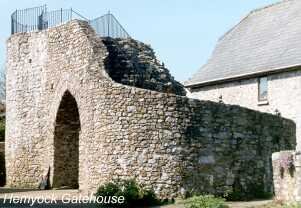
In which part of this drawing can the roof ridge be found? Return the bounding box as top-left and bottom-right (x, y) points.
(218, 14), (249, 42)
(250, 0), (293, 14)
(218, 0), (293, 42)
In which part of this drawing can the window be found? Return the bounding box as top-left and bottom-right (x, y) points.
(258, 77), (268, 102)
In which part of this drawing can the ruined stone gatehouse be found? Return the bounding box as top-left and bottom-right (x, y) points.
(5, 19), (296, 198)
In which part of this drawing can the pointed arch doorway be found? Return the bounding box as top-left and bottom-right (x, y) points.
(53, 90), (80, 189)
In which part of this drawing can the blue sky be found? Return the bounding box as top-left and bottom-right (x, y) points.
(1, 0), (278, 81)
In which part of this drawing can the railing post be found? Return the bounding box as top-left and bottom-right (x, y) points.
(15, 10), (18, 34)
(11, 15), (13, 34)
(107, 11), (110, 37)
(61, 8), (63, 23)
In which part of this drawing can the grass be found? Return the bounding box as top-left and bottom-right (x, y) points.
(179, 195), (229, 208)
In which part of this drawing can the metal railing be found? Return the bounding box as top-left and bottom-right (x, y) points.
(89, 13), (130, 38)
(11, 5), (47, 34)
(11, 5), (130, 38)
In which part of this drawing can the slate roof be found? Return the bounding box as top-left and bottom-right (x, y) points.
(185, 0), (301, 87)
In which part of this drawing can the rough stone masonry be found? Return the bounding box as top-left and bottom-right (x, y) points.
(5, 20), (296, 199)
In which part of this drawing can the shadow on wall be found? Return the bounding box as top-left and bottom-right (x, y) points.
(176, 99), (295, 200)
(102, 37), (186, 96)
(0, 142), (5, 186)
(53, 91), (80, 189)
(0, 114), (5, 186)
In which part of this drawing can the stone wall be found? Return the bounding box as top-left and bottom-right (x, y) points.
(187, 70), (301, 151)
(102, 38), (186, 96)
(5, 20), (296, 199)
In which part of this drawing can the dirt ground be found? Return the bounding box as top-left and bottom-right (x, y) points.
(153, 200), (272, 208)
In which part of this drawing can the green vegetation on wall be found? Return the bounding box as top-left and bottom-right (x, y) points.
(0, 117), (4, 142)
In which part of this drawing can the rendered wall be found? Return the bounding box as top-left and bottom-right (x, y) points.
(188, 71), (301, 151)
(5, 20), (296, 199)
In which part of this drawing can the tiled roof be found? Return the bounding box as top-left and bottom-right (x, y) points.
(185, 0), (301, 87)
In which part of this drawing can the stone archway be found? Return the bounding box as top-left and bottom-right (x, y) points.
(53, 90), (80, 189)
